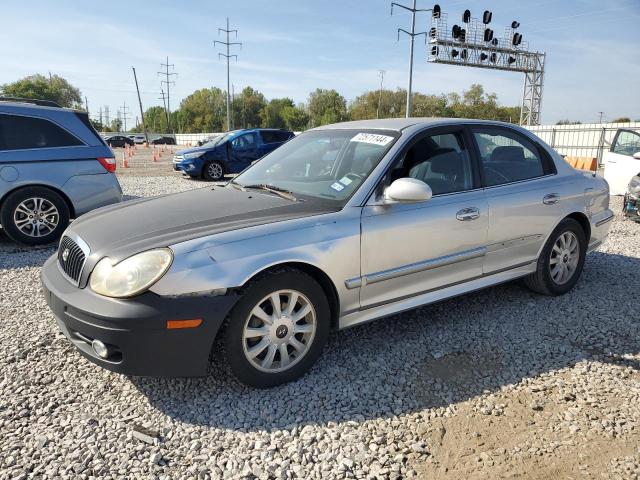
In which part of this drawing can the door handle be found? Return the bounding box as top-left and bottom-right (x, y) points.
(456, 207), (480, 221)
(543, 193), (560, 205)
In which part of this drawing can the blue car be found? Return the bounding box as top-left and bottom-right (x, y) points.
(173, 128), (294, 181)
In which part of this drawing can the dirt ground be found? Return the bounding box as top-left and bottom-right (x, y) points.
(110, 144), (182, 176)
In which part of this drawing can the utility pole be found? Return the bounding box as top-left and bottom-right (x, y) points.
(158, 57), (177, 134)
(120, 101), (130, 132)
(132, 67), (149, 144)
(392, 1), (430, 117)
(98, 107), (103, 131)
(377, 70), (386, 119)
(215, 17), (242, 132)
(85, 96), (89, 115)
(598, 111), (605, 123)
(159, 89), (170, 133)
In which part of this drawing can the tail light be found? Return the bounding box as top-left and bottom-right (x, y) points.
(97, 157), (116, 173)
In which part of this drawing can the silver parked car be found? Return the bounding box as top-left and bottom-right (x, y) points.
(41, 118), (613, 387)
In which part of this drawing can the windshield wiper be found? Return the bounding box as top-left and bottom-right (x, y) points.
(241, 184), (297, 201)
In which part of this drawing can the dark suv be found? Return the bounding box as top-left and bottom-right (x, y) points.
(0, 98), (122, 245)
(173, 128), (294, 181)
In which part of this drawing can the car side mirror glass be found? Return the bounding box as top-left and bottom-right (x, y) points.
(633, 151), (640, 160)
(384, 177), (432, 203)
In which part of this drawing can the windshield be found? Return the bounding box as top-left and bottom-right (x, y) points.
(203, 131), (240, 147)
(232, 129), (399, 202)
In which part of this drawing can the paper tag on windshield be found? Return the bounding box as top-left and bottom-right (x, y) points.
(330, 182), (345, 192)
(350, 133), (394, 146)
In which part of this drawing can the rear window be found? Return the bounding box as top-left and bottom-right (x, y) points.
(74, 112), (107, 145)
(0, 114), (84, 151)
(261, 130), (292, 144)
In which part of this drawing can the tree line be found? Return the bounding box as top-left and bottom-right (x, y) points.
(4, 73), (636, 133)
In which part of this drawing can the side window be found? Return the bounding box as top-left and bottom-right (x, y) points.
(612, 131), (640, 156)
(471, 128), (546, 187)
(260, 131), (277, 144)
(391, 131), (474, 195)
(233, 133), (257, 150)
(0, 114), (83, 151)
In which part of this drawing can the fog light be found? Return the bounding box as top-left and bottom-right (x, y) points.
(91, 340), (109, 359)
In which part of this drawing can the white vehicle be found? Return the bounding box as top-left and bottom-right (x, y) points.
(603, 129), (640, 195)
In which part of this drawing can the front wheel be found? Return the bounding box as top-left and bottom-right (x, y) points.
(203, 161), (225, 181)
(0, 187), (70, 245)
(524, 218), (587, 296)
(223, 270), (330, 388)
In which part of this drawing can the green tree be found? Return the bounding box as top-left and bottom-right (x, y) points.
(261, 97), (295, 128)
(1, 74), (82, 108)
(556, 119), (582, 125)
(179, 87), (227, 132)
(308, 89), (348, 127)
(281, 103), (309, 131)
(610, 117), (631, 123)
(232, 87), (267, 129)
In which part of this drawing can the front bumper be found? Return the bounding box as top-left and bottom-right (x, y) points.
(41, 255), (239, 377)
(173, 157), (202, 176)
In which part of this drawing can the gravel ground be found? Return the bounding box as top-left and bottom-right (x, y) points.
(0, 176), (638, 479)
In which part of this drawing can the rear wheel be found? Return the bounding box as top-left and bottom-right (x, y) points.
(524, 218), (586, 295)
(203, 161), (224, 181)
(0, 187), (70, 245)
(223, 270), (330, 388)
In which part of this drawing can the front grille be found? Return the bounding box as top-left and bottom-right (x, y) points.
(58, 236), (87, 284)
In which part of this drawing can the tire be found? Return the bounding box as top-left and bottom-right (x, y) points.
(524, 218), (587, 296)
(223, 269), (330, 388)
(203, 161), (225, 181)
(0, 186), (70, 245)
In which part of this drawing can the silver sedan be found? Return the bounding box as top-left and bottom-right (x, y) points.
(41, 118), (613, 387)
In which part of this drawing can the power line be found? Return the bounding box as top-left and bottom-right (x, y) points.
(391, 1), (432, 117)
(215, 17), (242, 131)
(158, 57), (177, 134)
(377, 70), (385, 119)
(120, 101), (130, 132)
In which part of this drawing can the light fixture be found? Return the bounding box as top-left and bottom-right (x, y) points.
(511, 21), (520, 29)
(508, 56), (516, 64)
(463, 9), (471, 23)
(480, 52), (488, 61)
(451, 49), (459, 58)
(431, 45), (439, 55)
(483, 10), (492, 24)
(512, 33), (522, 46)
(484, 28), (493, 42)
(429, 27), (437, 38)
(461, 49), (468, 60)
(490, 52), (497, 63)
(433, 4), (441, 18)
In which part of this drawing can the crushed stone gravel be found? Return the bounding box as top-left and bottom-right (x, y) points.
(0, 175), (638, 479)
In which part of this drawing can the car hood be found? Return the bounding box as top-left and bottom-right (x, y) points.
(176, 145), (221, 156)
(66, 186), (340, 263)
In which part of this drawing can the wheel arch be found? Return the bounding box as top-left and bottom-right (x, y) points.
(565, 211), (591, 242)
(0, 183), (75, 218)
(240, 261), (341, 330)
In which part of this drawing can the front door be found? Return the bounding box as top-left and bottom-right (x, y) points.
(229, 132), (258, 171)
(360, 128), (488, 309)
(603, 129), (640, 195)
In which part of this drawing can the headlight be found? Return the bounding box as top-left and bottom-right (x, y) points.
(90, 249), (173, 298)
(183, 152), (203, 160)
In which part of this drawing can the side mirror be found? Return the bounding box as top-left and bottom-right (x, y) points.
(384, 177), (432, 203)
(633, 152), (640, 160)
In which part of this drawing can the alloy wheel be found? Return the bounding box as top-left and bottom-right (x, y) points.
(242, 289), (317, 373)
(549, 231), (580, 285)
(208, 162), (223, 180)
(13, 197), (59, 238)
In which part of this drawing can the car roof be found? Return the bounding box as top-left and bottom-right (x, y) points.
(312, 117), (517, 132)
(0, 100), (80, 114)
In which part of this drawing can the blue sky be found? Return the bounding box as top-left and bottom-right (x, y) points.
(1, 0), (639, 124)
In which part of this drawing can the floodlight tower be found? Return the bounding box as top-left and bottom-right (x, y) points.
(427, 5), (546, 125)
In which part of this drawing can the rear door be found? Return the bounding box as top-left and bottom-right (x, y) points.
(359, 126), (488, 308)
(259, 130), (291, 157)
(469, 125), (563, 274)
(603, 129), (640, 195)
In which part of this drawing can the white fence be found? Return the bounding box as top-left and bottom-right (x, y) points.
(524, 122), (640, 165)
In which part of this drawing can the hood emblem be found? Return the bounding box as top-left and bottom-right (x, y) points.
(62, 248), (70, 262)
